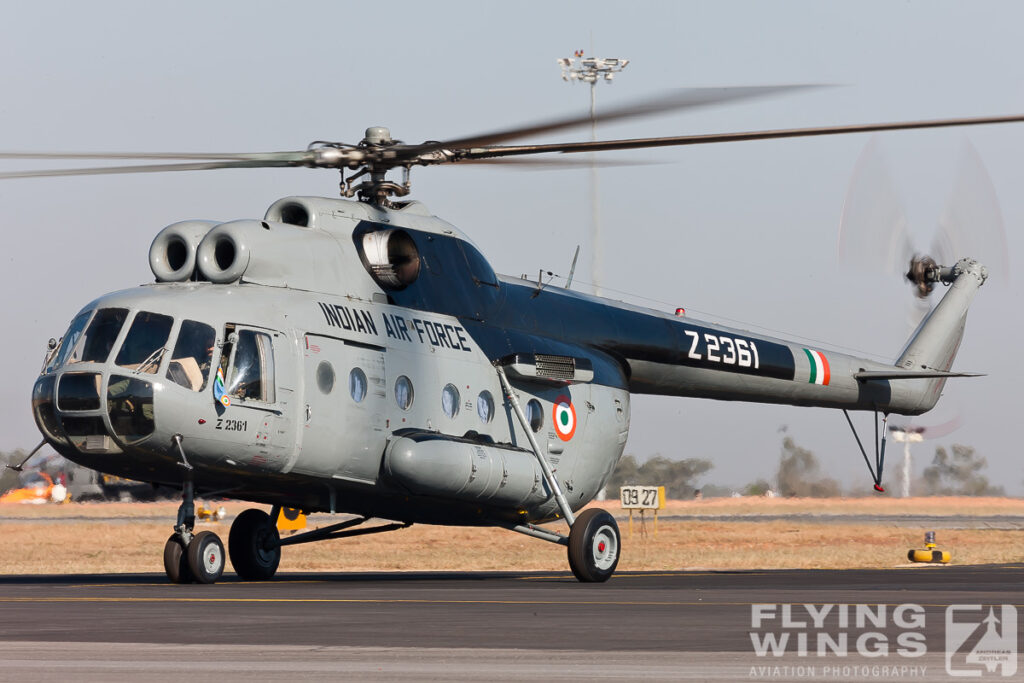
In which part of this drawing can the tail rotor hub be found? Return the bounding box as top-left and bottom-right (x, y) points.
(906, 255), (938, 298)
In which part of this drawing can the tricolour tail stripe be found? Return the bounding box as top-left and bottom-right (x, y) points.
(803, 348), (831, 386)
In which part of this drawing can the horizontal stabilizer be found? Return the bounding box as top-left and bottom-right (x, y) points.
(853, 370), (983, 381)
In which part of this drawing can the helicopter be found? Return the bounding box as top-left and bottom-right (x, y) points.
(7, 86), (1022, 583)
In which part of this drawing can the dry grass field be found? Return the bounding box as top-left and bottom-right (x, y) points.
(1, 497), (1022, 575)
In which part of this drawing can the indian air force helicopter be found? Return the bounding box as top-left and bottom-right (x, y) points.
(7, 87), (1022, 583)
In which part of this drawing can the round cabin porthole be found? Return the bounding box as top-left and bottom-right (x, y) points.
(476, 390), (494, 424)
(349, 367), (367, 403)
(395, 375), (414, 411)
(442, 383), (460, 419)
(317, 361), (335, 394)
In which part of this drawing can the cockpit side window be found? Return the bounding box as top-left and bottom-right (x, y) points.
(223, 329), (275, 403)
(166, 320), (216, 391)
(71, 308), (129, 365)
(115, 311), (174, 374)
(48, 310), (92, 372)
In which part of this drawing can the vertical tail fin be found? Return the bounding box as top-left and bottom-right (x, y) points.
(895, 258), (987, 412)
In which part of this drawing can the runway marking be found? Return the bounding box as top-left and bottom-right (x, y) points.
(516, 572), (772, 580)
(2, 597), (1021, 608)
(71, 580), (327, 589)
(0, 597), (711, 606)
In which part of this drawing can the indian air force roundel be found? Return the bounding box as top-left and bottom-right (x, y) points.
(553, 395), (577, 441)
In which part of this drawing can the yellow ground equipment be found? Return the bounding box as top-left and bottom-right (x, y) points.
(196, 504), (226, 522)
(277, 507), (307, 532)
(908, 531), (950, 564)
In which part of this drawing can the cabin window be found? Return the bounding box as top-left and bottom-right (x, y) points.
(349, 367), (367, 403)
(317, 361), (335, 395)
(526, 399), (544, 432)
(223, 330), (275, 403)
(395, 375), (414, 411)
(115, 311), (174, 373)
(166, 320), (216, 391)
(441, 383), (460, 419)
(476, 390), (494, 424)
(69, 308), (129, 365)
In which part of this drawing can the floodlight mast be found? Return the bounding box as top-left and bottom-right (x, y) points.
(558, 53), (629, 296)
(889, 426), (925, 497)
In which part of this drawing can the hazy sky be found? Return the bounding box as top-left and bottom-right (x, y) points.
(3, 1), (1023, 494)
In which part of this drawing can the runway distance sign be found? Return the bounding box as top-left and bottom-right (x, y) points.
(619, 485), (665, 510)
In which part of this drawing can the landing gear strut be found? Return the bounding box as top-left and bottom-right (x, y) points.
(495, 365), (622, 582)
(162, 436), (226, 584)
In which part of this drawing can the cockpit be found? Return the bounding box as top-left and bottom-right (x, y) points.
(33, 305), (275, 456)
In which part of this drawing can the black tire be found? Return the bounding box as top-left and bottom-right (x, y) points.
(567, 509), (620, 582)
(229, 508), (281, 581)
(163, 534), (194, 584)
(187, 530), (226, 584)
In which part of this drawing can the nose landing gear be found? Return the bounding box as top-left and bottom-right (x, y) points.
(162, 533), (194, 584)
(188, 531), (226, 583)
(162, 436), (226, 584)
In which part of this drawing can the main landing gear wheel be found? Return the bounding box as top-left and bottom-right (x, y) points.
(567, 508), (621, 582)
(229, 508), (281, 581)
(163, 534), (194, 584)
(187, 530), (226, 584)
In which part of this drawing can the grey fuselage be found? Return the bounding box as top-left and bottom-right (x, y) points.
(32, 196), (983, 526)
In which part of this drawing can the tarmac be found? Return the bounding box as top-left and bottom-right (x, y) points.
(1, 565), (1022, 681)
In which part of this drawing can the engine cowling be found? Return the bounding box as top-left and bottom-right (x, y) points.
(149, 220), (218, 282)
(195, 219), (353, 292)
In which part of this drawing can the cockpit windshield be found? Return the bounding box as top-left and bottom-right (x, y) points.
(47, 310), (92, 372)
(45, 309), (221, 390)
(115, 311), (173, 373)
(69, 308), (129, 366)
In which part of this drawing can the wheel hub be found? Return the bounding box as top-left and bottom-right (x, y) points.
(592, 524), (618, 571)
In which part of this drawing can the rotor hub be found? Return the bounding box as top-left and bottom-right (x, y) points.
(362, 127), (394, 146)
(906, 255), (938, 298)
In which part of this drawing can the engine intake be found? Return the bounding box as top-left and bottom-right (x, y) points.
(149, 220), (218, 282)
(197, 221), (253, 283)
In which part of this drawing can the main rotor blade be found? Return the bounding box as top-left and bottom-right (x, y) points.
(458, 114), (1024, 159)
(409, 85), (818, 156)
(0, 151), (308, 161)
(447, 156), (660, 169)
(0, 158), (304, 179)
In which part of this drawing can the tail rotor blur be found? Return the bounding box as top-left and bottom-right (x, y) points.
(838, 136), (1008, 317)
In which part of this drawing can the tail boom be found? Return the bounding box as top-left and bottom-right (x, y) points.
(621, 258), (986, 416)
